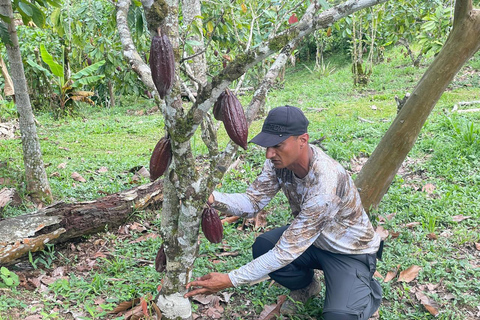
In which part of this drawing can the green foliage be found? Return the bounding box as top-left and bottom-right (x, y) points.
(0, 267), (19, 289)
(26, 44), (105, 117)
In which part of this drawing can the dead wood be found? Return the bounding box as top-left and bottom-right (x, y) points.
(0, 179), (164, 265)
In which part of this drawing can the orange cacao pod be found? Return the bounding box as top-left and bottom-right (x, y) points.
(222, 89), (248, 150)
(155, 244), (167, 272)
(150, 34), (175, 99)
(201, 205), (223, 244)
(149, 136), (172, 181)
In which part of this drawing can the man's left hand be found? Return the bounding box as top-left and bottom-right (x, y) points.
(184, 272), (233, 298)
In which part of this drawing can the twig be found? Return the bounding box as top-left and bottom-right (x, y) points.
(452, 101), (480, 113)
(456, 108), (480, 113)
(307, 107), (327, 112)
(180, 10), (226, 63)
(358, 116), (374, 123)
(180, 65), (204, 86)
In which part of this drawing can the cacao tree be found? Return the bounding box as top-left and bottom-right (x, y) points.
(117, 0), (390, 318)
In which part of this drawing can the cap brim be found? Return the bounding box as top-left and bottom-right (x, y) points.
(249, 131), (289, 147)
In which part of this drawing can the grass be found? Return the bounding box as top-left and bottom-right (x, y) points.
(0, 46), (480, 319)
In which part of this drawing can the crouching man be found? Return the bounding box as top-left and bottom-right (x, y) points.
(185, 106), (382, 319)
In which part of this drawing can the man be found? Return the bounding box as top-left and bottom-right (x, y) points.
(185, 105), (382, 319)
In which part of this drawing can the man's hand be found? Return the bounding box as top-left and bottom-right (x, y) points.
(184, 272), (233, 298)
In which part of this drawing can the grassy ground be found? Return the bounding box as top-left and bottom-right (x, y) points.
(0, 47), (479, 319)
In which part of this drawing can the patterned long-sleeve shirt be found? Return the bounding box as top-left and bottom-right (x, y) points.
(212, 145), (381, 287)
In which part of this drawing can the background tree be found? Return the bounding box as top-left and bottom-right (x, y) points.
(355, 0), (480, 211)
(0, 0), (60, 204)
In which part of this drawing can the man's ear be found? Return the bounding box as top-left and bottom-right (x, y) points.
(299, 133), (309, 146)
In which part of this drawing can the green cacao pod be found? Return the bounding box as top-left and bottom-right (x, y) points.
(155, 244), (167, 272)
(201, 204), (223, 244)
(149, 136), (172, 181)
(150, 34), (175, 99)
(219, 89), (248, 150)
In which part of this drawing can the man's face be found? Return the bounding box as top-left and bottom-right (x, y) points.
(265, 135), (303, 169)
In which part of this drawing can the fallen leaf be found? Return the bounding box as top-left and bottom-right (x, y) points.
(427, 233), (437, 240)
(24, 316), (42, 320)
(390, 231), (400, 239)
(398, 265), (422, 283)
(375, 225), (389, 240)
(384, 270), (397, 283)
(452, 215), (471, 222)
(254, 210), (268, 229)
(57, 162), (67, 169)
(386, 212), (397, 220)
(405, 222), (421, 228)
(71, 172), (86, 182)
(109, 298), (140, 313)
(422, 183), (436, 194)
(475, 243), (480, 251)
(374, 270), (384, 280)
(97, 166), (108, 173)
(50, 172), (60, 177)
(371, 105), (378, 110)
(129, 233), (159, 244)
(415, 291), (440, 317)
(258, 295), (286, 320)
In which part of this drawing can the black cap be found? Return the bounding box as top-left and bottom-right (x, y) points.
(250, 105), (309, 147)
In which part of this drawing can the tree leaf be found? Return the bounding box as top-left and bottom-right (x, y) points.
(40, 44), (63, 78)
(71, 75), (105, 88)
(0, 23), (12, 46)
(71, 60), (105, 80)
(18, 2), (33, 17)
(397, 265), (421, 283)
(30, 3), (45, 27)
(26, 59), (52, 77)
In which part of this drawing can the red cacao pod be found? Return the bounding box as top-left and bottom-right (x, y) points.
(155, 244), (167, 272)
(212, 90), (227, 121)
(150, 34), (175, 99)
(201, 205), (223, 244)
(222, 89), (248, 150)
(149, 136), (172, 181)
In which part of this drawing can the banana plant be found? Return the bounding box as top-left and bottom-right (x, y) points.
(27, 44), (105, 116)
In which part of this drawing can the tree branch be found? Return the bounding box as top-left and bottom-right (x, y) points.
(116, 0), (157, 94)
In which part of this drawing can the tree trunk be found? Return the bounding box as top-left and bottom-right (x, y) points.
(355, 0), (480, 212)
(0, 0), (53, 204)
(0, 179), (164, 265)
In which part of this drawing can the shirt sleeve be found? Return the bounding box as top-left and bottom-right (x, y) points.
(228, 192), (341, 287)
(211, 161), (281, 218)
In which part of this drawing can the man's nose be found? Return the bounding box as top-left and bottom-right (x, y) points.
(266, 147), (275, 159)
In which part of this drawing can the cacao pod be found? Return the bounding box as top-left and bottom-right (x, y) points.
(201, 204), (223, 244)
(212, 90), (227, 121)
(149, 136), (172, 181)
(150, 34), (175, 99)
(221, 89), (248, 150)
(155, 244), (167, 272)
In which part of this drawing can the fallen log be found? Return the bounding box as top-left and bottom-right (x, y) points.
(0, 179), (164, 265)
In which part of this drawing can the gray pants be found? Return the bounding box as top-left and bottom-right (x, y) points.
(252, 226), (382, 320)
